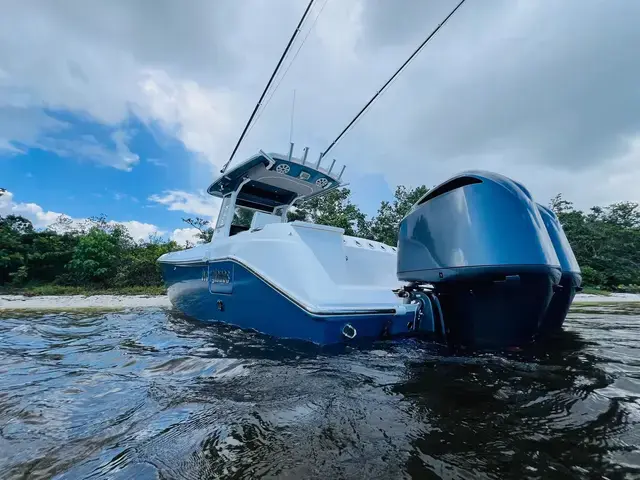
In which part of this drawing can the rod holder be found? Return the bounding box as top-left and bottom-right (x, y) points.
(315, 152), (323, 169)
(338, 165), (346, 180)
(328, 159), (336, 174)
(287, 142), (294, 162)
(301, 146), (309, 165)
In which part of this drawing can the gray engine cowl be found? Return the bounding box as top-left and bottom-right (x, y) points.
(394, 171), (580, 347)
(397, 170), (561, 283)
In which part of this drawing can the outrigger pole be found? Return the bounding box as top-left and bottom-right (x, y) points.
(221, 0), (316, 174)
(321, 0), (467, 158)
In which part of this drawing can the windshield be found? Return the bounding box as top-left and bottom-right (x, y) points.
(233, 206), (255, 228)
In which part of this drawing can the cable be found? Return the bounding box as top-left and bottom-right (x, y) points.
(321, 0), (467, 159)
(245, 0), (331, 139)
(220, 0), (316, 174)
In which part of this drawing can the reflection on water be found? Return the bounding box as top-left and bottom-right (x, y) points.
(0, 305), (639, 479)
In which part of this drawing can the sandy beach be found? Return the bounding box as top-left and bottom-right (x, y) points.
(1, 292), (640, 310)
(0, 294), (172, 310)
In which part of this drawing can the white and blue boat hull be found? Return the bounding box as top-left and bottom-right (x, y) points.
(160, 257), (423, 345)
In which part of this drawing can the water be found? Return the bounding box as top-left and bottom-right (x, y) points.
(0, 305), (639, 479)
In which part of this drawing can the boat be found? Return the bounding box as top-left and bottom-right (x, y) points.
(158, 146), (582, 348)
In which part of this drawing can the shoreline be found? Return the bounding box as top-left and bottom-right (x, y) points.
(2, 292), (640, 311)
(0, 294), (171, 310)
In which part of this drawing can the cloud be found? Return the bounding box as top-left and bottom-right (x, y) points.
(148, 190), (220, 219)
(146, 158), (167, 168)
(35, 130), (140, 171)
(1, 0), (640, 212)
(112, 192), (139, 202)
(0, 107), (68, 155)
(0, 190), (68, 229)
(0, 139), (24, 154)
(136, 69), (236, 168)
(1, 190), (164, 241)
(0, 1), (246, 171)
(170, 227), (202, 246)
(113, 220), (165, 241)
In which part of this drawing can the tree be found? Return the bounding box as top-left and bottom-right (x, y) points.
(27, 230), (78, 284)
(67, 223), (134, 285)
(0, 215), (32, 284)
(288, 188), (369, 237)
(368, 185), (429, 246)
(182, 217), (214, 243)
(47, 214), (77, 234)
(550, 194), (640, 290)
(549, 193), (574, 215)
(233, 208), (254, 228)
(114, 238), (182, 287)
(2, 214), (35, 234)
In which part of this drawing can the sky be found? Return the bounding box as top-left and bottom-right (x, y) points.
(2, 0), (640, 245)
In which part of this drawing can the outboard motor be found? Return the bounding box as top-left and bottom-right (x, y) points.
(396, 171), (569, 348)
(536, 204), (583, 332)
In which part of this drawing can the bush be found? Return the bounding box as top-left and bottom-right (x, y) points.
(580, 266), (605, 288)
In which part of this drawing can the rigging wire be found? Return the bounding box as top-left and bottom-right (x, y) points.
(245, 0), (331, 139)
(321, 0), (467, 159)
(220, 0), (316, 174)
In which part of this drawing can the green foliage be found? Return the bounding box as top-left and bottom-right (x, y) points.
(368, 185), (429, 246)
(288, 188), (369, 237)
(9, 266), (28, 286)
(551, 194), (640, 290)
(6, 284), (167, 296)
(0, 213), (182, 291)
(27, 231), (78, 283)
(67, 220), (134, 284)
(1, 215), (34, 284)
(113, 238), (181, 287)
(287, 184), (428, 246)
(234, 208), (254, 228)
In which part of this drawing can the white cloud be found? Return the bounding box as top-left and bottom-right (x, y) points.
(112, 220), (165, 242)
(112, 192), (139, 202)
(1, 190), (164, 241)
(170, 227), (202, 246)
(0, 138), (24, 154)
(1, 0), (640, 211)
(148, 190), (220, 219)
(35, 130), (140, 171)
(147, 158), (167, 168)
(136, 69), (236, 167)
(0, 190), (68, 228)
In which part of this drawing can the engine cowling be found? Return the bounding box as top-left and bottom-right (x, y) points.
(396, 171), (577, 347)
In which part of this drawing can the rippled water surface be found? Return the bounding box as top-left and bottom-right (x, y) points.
(1, 304), (639, 479)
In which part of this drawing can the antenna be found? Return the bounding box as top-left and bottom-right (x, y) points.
(289, 89), (296, 144)
(320, 0), (466, 158)
(301, 146), (309, 165)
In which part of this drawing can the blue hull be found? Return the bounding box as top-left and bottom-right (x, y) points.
(160, 260), (423, 345)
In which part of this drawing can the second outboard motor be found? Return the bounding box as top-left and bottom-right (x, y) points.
(536, 204), (583, 332)
(396, 171), (563, 348)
